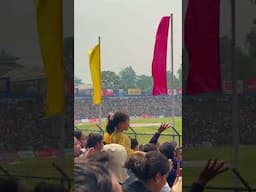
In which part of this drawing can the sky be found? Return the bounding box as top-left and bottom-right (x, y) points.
(0, 0), (255, 82)
(75, 0), (182, 83)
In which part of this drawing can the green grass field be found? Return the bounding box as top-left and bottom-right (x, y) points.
(77, 116), (256, 189)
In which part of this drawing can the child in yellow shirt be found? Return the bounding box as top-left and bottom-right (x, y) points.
(106, 112), (133, 155)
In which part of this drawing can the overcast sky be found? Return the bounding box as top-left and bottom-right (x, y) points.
(0, 0), (255, 83)
(75, 0), (182, 83)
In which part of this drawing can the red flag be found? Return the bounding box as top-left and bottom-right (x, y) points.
(185, 0), (221, 94)
(152, 16), (170, 95)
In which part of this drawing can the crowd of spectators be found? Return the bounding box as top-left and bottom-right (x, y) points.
(0, 97), (73, 152)
(183, 94), (256, 146)
(75, 96), (182, 120)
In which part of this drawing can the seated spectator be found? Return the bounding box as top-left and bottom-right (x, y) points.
(74, 130), (87, 150)
(122, 151), (170, 192)
(74, 136), (82, 157)
(131, 138), (139, 152)
(159, 142), (177, 187)
(103, 143), (128, 184)
(139, 143), (157, 152)
(74, 162), (121, 192)
(86, 133), (104, 152)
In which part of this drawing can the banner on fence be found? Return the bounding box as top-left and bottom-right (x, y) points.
(247, 78), (256, 92)
(128, 88), (141, 95)
(18, 150), (35, 159)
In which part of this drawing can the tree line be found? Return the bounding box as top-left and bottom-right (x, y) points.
(75, 66), (182, 93)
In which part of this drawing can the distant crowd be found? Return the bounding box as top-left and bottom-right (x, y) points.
(75, 96), (182, 120)
(0, 97), (73, 151)
(183, 95), (256, 145)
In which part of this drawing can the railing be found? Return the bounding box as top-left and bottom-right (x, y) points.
(88, 124), (183, 147)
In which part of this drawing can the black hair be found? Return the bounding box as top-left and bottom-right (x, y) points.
(131, 138), (139, 150)
(74, 130), (82, 140)
(74, 162), (113, 192)
(139, 143), (157, 152)
(86, 133), (103, 148)
(125, 151), (169, 182)
(106, 112), (129, 134)
(159, 142), (175, 160)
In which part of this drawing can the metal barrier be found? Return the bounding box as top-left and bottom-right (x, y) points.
(81, 124), (183, 147)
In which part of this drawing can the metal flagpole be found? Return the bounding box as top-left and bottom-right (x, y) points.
(98, 36), (102, 123)
(170, 13), (175, 136)
(231, 0), (239, 188)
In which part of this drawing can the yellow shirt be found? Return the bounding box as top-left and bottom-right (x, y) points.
(110, 132), (132, 155)
(103, 132), (111, 144)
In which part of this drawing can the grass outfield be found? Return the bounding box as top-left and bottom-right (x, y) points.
(0, 157), (73, 190)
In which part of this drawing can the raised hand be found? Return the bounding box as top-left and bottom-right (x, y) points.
(197, 159), (229, 186)
(157, 122), (170, 134)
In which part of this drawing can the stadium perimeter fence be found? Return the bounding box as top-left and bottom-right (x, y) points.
(79, 124), (182, 147)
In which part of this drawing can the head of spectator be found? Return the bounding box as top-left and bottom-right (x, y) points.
(86, 133), (104, 152)
(131, 138), (139, 151)
(139, 143), (157, 152)
(159, 142), (175, 160)
(74, 136), (82, 157)
(74, 162), (121, 192)
(159, 142), (177, 187)
(74, 130), (87, 148)
(106, 112), (130, 134)
(124, 151), (170, 192)
(103, 143), (128, 184)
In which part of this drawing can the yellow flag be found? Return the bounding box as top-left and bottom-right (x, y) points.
(34, 0), (65, 116)
(88, 44), (101, 105)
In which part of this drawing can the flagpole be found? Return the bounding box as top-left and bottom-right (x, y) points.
(170, 13), (175, 137)
(231, 0), (239, 188)
(98, 36), (102, 123)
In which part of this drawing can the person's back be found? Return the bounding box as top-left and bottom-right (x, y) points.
(123, 179), (150, 192)
(110, 131), (132, 155)
(122, 151), (170, 192)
